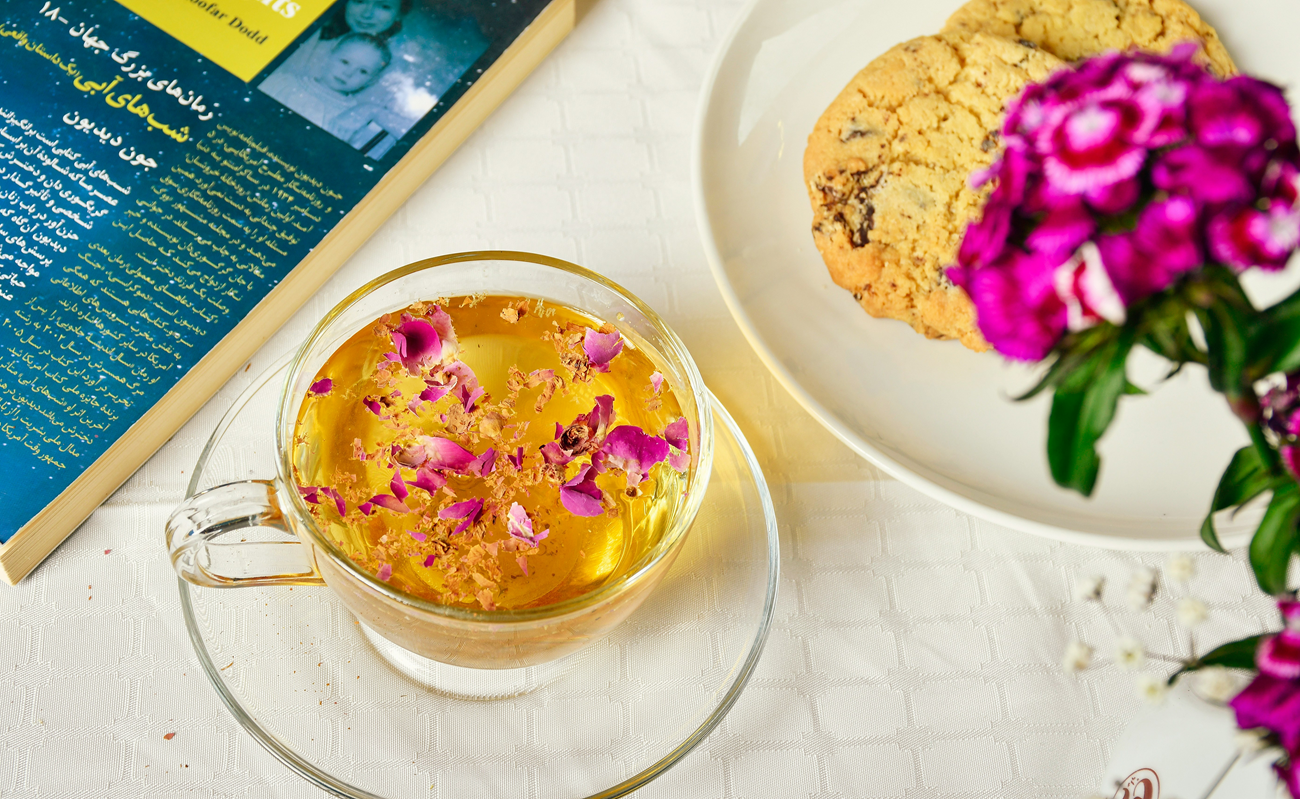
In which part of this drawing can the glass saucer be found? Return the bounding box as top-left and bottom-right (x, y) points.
(177, 356), (780, 799)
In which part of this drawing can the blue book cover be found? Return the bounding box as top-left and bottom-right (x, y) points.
(0, 0), (567, 579)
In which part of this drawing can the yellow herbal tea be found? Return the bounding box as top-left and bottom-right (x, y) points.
(291, 296), (692, 611)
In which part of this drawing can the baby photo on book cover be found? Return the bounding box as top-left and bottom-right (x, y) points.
(258, 0), (489, 158)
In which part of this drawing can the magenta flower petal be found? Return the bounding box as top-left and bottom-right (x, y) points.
(509, 446), (524, 470)
(410, 436), (476, 471)
(468, 448), (497, 478)
(409, 530), (427, 542)
(1259, 634), (1300, 680)
(1284, 444), (1300, 482)
(412, 467), (447, 494)
(663, 417), (689, 451)
(370, 494), (411, 514)
(426, 305), (458, 357)
(1208, 204), (1300, 272)
(649, 372), (664, 394)
(320, 487), (347, 516)
(389, 471), (409, 501)
(359, 501), (374, 516)
(439, 498), (484, 535)
(1025, 201), (1095, 263)
(422, 554), (437, 568)
(540, 441), (573, 467)
(391, 316), (442, 374)
(363, 397), (382, 415)
(1152, 144), (1254, 204)
(440, 361), (484, 412)
(298, 486), (321, 504)
(506, 502), (550, 547)
(1230, 672), (1300, 753)
(668, 449), (690, 472)
(309, 378), (333, 395)
(963, 249), (1067, 362)
(583, 329), (624, 372)
(600, 425), (670, 487)
(376, 563), (392, 581)
(560, 464), (604, 517)
(1052, 243), (1127, 332)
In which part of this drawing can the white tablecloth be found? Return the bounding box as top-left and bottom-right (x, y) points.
(0, 1), (1277, 796)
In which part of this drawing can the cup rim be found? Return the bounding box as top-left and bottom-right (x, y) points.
(275, 251), (715, 624)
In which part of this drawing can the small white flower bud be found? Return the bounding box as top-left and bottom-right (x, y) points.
(1192, 666), (1239, 704)
(1115, 636), (1146, 670)
(1176, 597), (1208, 628)
(1073, 575), (1105, 602)
(1136, 674), (1168, 705)
(1166, 554), (1195, 584)
(1062, 640), (1094, 673)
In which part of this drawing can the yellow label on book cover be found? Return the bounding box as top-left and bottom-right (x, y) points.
(113, 0), (334, 82)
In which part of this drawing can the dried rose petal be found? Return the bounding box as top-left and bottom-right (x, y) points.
(309, 378), (333, 395)
(668, 448), (690, 472)
(363, 396), (382, 415)
(299, 486), (321, 504)
(583, 329), (624, 372)
(468, 448), (497, 477)
(540, 441), (573, 467)
(516, 555), (529, 576)
(426, 305), (458, 359)
(600, 426), (670, 487)
(509, 446), (524, 470)
(412, 467), (447, 494)
(441, 361), (485, 412)
(320, 487), (347, 516)
(560, 464), (604, 517)
(409, 530), (428, 542)
(506, 502), (550, 547)
(358, 501), (375, 516)
(377, 563), (393, 581)
(650, 372), (664, 394)
(422, 554), (437, 568)
(370, 494), (411, 514)
(400, 436), (475, 471)
(391, 316), (442, 374)
(663, 417), (688, 451)
(389, 471), (409, 501)
(439, 498), (484, 535)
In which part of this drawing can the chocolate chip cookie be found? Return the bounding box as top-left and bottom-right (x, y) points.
(804, 32), (1064, 351)
(943, 0), (1235, 76)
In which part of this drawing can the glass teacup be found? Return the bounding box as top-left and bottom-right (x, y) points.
(166, 252), (713, 685)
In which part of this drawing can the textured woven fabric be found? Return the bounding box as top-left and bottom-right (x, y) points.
(0, 1), (1275, 796)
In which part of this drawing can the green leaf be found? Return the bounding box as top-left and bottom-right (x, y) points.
(1249, 484), (1300, 596)
(1046, 333), (1134, 496)
(1201, 445), (1276, 553)
(1196, 303), (1252, 397)
(1168, 634), (1265, 685)
(1254, 296), (1300, 376)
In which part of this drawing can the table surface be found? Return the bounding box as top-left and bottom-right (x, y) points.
(0, 1), (1277, 797)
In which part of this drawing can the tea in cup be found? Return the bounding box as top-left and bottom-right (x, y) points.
(167, 252), (713, 679)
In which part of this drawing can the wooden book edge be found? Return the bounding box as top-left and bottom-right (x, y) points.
(0, 0), (576, 584)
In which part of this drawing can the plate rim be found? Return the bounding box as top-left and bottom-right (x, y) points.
(690, 0), (1247, 552)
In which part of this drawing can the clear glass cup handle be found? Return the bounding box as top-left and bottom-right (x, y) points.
(166, 480), (325, 588)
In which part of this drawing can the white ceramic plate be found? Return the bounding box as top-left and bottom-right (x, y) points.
(693, 0), (1300, 549)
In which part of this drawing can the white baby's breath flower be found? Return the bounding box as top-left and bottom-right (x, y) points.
(1073, 575), (1105, 602)
(1136, 674), (1168, 704)
(1234, 728), (1271, 755)
(1115, 636), (1147, 670)
(1166, 554), (1195, 584)
(1176, 597), (1208, 628)
(1127, 567), (1158, 610)
(1192, 666), (1240, 704)
(1063, 641), (1094, 673)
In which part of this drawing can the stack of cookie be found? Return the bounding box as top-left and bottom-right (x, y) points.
(803, 0), (1235, 352)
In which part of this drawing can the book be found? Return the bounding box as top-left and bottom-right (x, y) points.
(0, 0), (575, 583)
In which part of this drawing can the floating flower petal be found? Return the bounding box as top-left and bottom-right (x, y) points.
(389, 471), (409, 501)
(391, 316), (442, 374)
(439, 498), (484, 535)
(650, 372), (664, 394)
(600, 425), (670, 487)
(506, 502), (550, 547)
(411, 467), (447, 494)
(468, 448), (497, 478)
(663, 417), (689, 451)
(376, 563), (392, 581)
(560, 463), (604, 517)
(309, 378), (333, 395)
(583, 328), (624, 372)
(370, 494), (411, 514)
